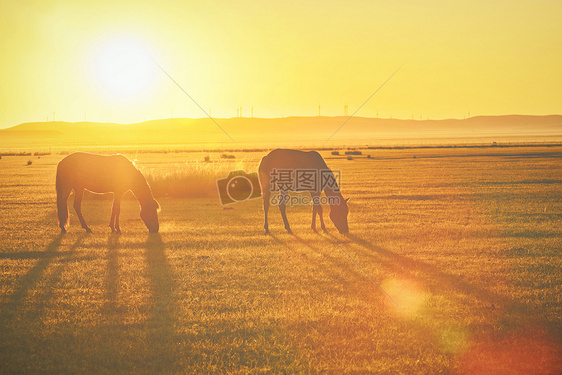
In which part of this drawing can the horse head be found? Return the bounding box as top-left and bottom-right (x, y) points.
(329, 196), (350, 234)
(140, 198), (160, 233)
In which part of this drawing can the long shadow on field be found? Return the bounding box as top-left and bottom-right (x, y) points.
(269, 232), (386, 305)
(268, 232), (438, 372)
(343, 233), (506, 305)
(343, 233), (562, 339)
(145, 233), (175, 310)
(144, 233), (177, 371)
(293, 233), (382, 288)
(0, 233), (86, 325)
(103, 233), (120, 316)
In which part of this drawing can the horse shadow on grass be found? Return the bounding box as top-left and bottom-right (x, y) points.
(340, 233), (504, 304)
(142, 233), (179, 371)
(145, 233), (176, 314)
(268, 231), (401, 316)
(0, 233), (87, 325)
(340, 232), (562, 341)
(96, 232), (175, 322)
(81, 232), (178, 372)
(102, 233), (121, 317)
(271, 232), (380, 293)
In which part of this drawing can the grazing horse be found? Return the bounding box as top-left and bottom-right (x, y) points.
(258, 149), (349, 234)
(56, 152), (160, 234)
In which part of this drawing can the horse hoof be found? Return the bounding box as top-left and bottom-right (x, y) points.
(311, 227), (317, 232)
(85, 228), (93, 233)
(60, 228), (67, 234)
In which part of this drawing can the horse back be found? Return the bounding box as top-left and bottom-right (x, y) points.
(258, 149), (331, 194)
(259, 149), (328, 173)
(57, 152), (137, 193)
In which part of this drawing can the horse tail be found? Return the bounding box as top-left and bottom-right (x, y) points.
(257, 158), (269, 197)
(56, 165), (69, 230)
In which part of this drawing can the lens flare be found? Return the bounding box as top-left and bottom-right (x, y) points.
(381, 277), (428, 315)
(441, 325), (469, 354)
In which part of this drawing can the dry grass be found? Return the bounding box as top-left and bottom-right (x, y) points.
(141, 156), (255, 199)
(0, 146), (561, 373)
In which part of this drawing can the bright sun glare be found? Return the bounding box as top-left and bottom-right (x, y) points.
(90, 36), (157, 103)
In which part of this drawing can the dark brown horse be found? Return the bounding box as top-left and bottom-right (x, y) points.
(56, 152), (159, 233)
(258, 149), (349, 234)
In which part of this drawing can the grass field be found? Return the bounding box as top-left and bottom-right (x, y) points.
(1, 146), (561, 373)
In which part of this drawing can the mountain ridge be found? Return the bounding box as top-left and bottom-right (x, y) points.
(1, 115), (561, 147)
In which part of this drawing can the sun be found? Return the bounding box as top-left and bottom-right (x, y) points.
(90, 35), (157, 103)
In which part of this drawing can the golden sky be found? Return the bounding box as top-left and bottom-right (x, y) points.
(0, 0), (561, 128)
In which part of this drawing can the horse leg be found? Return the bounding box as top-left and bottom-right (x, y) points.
(259, 171), (272, 234)
(310, 192), (320, 232)
(311, 204), (317, 232)
(57, 185), (71, 233)
(278, 192), (291, 234)
(114, 193), (123, 233)
(317, 203), (327, 233)
(313, 204), (327, 232)
(262, 190), (271, 234)
(73, 188), (92, 233)
(110, 193), (122, 234)
(109, 193), (116, 231)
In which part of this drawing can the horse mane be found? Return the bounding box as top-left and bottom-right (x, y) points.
(130, 165), (158, 209)
(321, 168), (342, 198)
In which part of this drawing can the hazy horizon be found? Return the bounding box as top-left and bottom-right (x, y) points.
(2, 114), (560, 150)
(3, 113), (562, 130)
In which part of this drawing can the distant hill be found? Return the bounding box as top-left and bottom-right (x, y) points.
(1, 115), (561, 148)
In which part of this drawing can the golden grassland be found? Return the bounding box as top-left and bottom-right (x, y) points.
(0, 146), (561, 373)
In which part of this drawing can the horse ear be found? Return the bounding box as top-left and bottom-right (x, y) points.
(345, 197), (350, 203)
